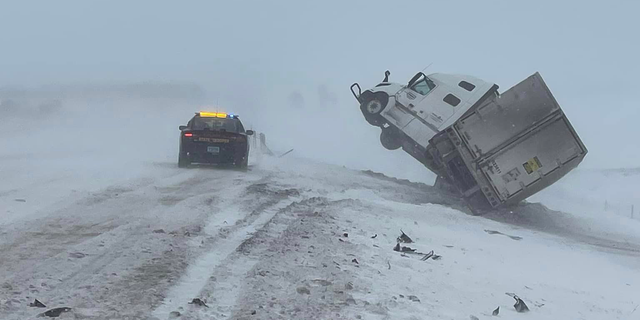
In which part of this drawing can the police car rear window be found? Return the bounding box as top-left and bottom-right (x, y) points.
(192, 117), (240, 132)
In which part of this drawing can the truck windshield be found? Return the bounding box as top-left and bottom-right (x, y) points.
(412, 77), (436, 96)
(192, 117), (241, 133)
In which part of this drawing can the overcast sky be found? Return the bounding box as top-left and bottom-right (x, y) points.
(1, 0), (638, 173)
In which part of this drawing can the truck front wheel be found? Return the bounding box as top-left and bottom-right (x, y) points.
(360, 92), (389, 126)
(380, 128), (402, 150)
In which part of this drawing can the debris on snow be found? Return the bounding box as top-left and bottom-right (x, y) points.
(68, 252), (86, 259)
(393, 243), (401, 252)
(492, 306), (500, 315)
(345, 282), (354, 290)
(343, 232), (349, 237)
(169, 311), (181, 318)
(397, 230), (413, 243)
(506, 293), (529, 312)
(14, 198), (26, 202)
(408, 295), (420, 302)
(41, 307), (71, 317)
(152, 229), (166, 234)
(352, 258), (359, 264)
(188, 298), (209, 308)
(470, 315), (480, 320)
(29, 299), (47, 308)
(485, 229), (523, 241)
(371, 234), (377, 239)
(296, 286), (311, 295)
(311, 279), (332, 286)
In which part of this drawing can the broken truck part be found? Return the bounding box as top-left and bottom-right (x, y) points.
(351, 71), (587, 212)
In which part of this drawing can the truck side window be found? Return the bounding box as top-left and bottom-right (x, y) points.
(412, 78), (435, 95)
(444, 94), (461, 107)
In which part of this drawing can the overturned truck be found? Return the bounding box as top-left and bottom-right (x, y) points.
(351, 71), (587, 212)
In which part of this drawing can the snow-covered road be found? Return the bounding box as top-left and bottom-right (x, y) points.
(2, 150), (640, 319)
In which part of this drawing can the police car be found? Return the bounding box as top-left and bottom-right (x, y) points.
(178, 112), (253, 168)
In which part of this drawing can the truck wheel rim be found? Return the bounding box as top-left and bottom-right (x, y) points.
(366, 100), (382, 114)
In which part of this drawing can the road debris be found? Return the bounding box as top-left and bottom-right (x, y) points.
(485, 229), (523, 241)
(352, 258), (359, 264)
(371, 234), (377, 239)
(492, 306), (500, 315)
(68, 252), (86, 259)
(408, 295), (420, 302)
(29, 299), (46, 308)
(470, 315), (479, 320)
(506, 293), (529, 312)
(296, 286), (311, 295)
(343, 232), (349, 237)
(397, 230), (413, 243)
(14, 199), (26, 202)
(278, 148), (294, 158)
(169, 311), (181, 318)
(152, 229), (166, 234)
(188, 298), (209, 308)
(41, 307), (71, 317)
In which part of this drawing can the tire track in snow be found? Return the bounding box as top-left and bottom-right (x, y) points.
(152, 188), (302, 319)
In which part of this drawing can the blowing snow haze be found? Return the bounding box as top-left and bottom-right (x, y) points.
(1, 0), (639, 172)
(1, 1), (640, 320)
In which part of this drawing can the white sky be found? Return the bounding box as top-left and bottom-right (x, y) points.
(1, 0), (638, 171)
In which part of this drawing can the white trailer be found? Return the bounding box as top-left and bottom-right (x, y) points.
(351, 71), (587, 212)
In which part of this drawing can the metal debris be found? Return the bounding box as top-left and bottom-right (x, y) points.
(485, 229), (522, 241)
(506, 293), (529, 313)
(29, 299), (46, 308)
(492, 306), (500, 315)
(397, 230), (413, 243)
(408, 295), (420, 302)
(188, 298), (209, 308)
(351, 258), (359, 264)
(42, 307), (71, 317)
(371, 234), (377, 239)
(343, 233), (349, 237)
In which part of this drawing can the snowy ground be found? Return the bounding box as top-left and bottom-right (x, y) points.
(1, 106), (640, 319)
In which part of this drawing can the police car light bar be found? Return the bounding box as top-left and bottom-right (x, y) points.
(199, 112), (227, 118)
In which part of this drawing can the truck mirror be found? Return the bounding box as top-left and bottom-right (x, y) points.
(179, 125), (187, 130)
(246, 130), (255, 136)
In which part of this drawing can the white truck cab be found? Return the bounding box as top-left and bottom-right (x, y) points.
(351, 71), (587, 212)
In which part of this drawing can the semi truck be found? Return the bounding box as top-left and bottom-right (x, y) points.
(350, 71), (587, 212)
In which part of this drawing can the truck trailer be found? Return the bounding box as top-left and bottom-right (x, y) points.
(351, 71), (587, 212)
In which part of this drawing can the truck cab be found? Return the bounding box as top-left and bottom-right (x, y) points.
(352, 71), (497, 170)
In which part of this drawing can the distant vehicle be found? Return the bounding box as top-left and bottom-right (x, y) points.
(351, 71), (587, 212)
(178, 112), (254, 168)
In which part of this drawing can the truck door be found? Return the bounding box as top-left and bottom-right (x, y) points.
(398, 73), (457, 130)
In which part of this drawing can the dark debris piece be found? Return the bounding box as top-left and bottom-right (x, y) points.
(43, 307), (71, 317)
(352, 258), (359, 264)
(400, 246), (416, 253)
(505, 293), (529, 313)
(189, 298), (209, 308)
(343, 233), (349, 237)
(397, 230), (413, 243)
(371, 234), (377, 239)
(29, 299), (46, 308)
(492, 306), (500, 316)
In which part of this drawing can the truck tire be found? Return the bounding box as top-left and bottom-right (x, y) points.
(380, 127), (402, 150)
(360, 92), (388, 126)
(178, 153), (190, 168)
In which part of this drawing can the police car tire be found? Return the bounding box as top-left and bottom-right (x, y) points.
(178, 153), (190, 168)
(235, 157), (248, 169)
(380, 128), (402, 150)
